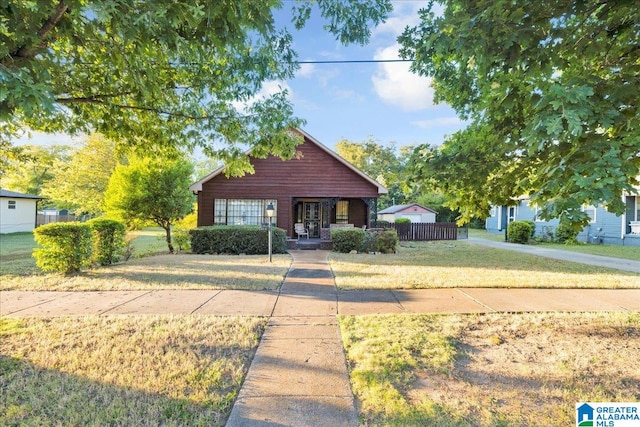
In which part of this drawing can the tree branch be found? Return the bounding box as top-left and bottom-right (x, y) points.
(12, 0), (69, 59)
(54, 96), (250, 121)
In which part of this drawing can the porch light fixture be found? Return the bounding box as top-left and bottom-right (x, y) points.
(266, 202), (275, 262)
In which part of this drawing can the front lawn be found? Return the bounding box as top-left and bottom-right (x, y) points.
(0, 315), (266, 427)
(0, 253), (291, 291)
(469, 229), (640, 261)
(329, 241), (640, 289)
(340, 312), (640, 426)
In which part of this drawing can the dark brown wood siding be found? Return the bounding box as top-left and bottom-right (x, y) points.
(196, 137), (381, 234)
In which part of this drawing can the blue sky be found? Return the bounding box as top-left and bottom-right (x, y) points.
(17, 1), (466, 152)
(269, 1), (467, 150)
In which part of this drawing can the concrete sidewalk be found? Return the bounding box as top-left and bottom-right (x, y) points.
(467, 237), (640, 273)
(2, 249), (639, 427)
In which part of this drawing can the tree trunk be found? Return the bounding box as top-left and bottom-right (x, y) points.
(163, 225), (174, 253)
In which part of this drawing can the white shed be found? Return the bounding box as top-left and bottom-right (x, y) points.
(377, 203), (437, 223)
(0, 189), (42, 234)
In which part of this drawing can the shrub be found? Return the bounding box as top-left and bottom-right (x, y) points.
(507, 220), (534, 244)
(555, 219), (579, 244)
(376, 229), (399, 253)
(190, 226), (287, 255)
(395, 217), (411, 224)
(173, 227), (192, 252)
(360, 230), (378, 253)
(88, 218), (126, 266)
(172, 211), (198, 252)
(524, 220), (536, 239)
(331, 227), (365, 253)
(33, 223), (93, 274)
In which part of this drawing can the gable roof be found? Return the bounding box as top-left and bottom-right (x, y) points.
(0, 189), (43, 199)
(190, 128), (388, 194)
(378, 203), (438, 214)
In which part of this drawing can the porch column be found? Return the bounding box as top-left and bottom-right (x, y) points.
(362, 198), (377, 227)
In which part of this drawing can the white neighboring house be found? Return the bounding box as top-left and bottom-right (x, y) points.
(378, 203), (437, 223)
(0, 189), (43, 234)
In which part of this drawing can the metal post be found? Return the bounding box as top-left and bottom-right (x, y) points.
(268, 216), (272, 263)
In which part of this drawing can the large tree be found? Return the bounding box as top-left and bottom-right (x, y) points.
(335, 138), (412, 207)
(1, 1), (391, 175)
(103, 154), (194, 253)
(1, 145), (71, 202)
(42, 133), (121, 215)
(399, 0), (640, 227)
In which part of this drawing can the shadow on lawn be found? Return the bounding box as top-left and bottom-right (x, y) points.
(331, 242), (640, 276)
(0, 355), (232, 426)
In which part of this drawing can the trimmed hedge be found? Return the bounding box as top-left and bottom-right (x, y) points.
(507, 220), (534, 244)
(331, 228), (365, 253)
(89, 218), (126, 265)
(33, 223), (93, 274)
(190, 226), (287, 255)
(394, 217), (411, 224)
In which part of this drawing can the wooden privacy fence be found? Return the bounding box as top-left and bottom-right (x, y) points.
(380, 222), (459, 241)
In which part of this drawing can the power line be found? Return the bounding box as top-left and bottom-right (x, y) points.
(295, 59), (413, 64)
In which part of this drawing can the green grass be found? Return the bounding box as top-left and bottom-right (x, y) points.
(469, 229), (640, 260)
(339, 312), (640, 426)
(329, 241), (640, 289)
(2, 228), (178, 277)
(0, 315), (266, 427)
(0, 253), (292, 291)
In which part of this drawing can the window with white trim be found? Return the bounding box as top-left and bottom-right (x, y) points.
(7, 200), (16, 209)
(214, 199), (276, 225)
(582, 204), (597, 223)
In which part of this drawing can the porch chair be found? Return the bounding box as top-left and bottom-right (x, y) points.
(294, 222), (309, 240)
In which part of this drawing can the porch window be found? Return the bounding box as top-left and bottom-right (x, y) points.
(335, 200), (349, 223)
(582, 204), (596, 223)
(214, 199), (276, 225)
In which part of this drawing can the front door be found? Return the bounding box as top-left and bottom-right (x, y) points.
(304, 202), (321, 238)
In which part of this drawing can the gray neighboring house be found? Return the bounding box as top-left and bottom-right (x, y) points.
(378, 203), (437, 223)
(485, 188), (640, 246)
(0, 189), (43, 234)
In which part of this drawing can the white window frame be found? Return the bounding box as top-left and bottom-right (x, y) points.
(582, 204), (597, 223)
(214, 199), (276, 226)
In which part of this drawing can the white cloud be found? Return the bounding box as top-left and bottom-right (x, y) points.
(373, 1), (427, 38)
(371, 44), (434, 111)
(297, 63), (316, 78)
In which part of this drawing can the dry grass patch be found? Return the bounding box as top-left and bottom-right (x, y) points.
(340, 312), (640, 426)
(0, 315), (266, 426)
(329, 241), (639, 289)
(0, 254), (292, 291)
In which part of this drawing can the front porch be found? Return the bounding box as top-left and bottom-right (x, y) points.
(289, 197), (376, 239)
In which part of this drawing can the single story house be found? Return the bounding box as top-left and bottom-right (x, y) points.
(378, 203), (437, 223)
(0, 189), (43, 234)
(189, 129), (388, 240)
(486, 189), (640, 246)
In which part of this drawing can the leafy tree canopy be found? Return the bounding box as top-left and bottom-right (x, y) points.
(103, 154), (194, 253)
(335, 138), (412, 207)
(1, 144), (71, 206)
(42, 133), (121, 215)
(1, 0), (391, 174)
(400, 0), (640, 227)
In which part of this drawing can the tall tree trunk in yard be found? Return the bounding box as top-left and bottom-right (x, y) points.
(162, 223), (174, 253)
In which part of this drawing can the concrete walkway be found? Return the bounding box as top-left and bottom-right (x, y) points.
(1, 248), (639, 426)
(467, 237), (640, 273)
